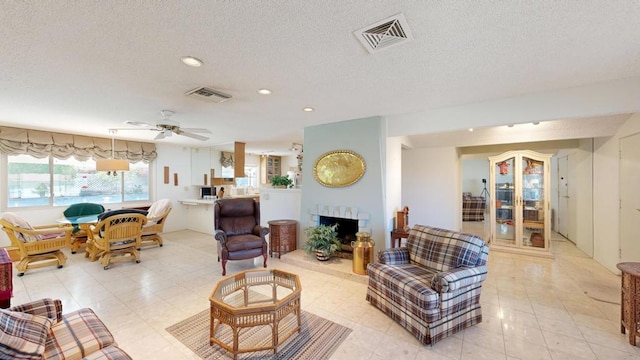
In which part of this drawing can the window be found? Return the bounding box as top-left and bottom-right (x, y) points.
(232, 166), (258, 189)
(7, 155), (50, 208)
(7, 154), (150, 208)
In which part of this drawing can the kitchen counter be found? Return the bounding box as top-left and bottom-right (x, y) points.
(180, 195), (260, 234)
(180, 194), (259, 206)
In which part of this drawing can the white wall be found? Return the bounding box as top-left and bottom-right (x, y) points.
(593, 114), (640, 273)
(461, 158), (490, 196)
(300, 117), (387, 254)
(153, 143), (192, 233)
(385, 136), (403, 247)
(572, 139), (594, 256)
(402, 146), (460, 231)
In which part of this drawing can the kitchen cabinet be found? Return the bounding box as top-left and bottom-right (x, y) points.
(489, 150), (552, 256)
(261, 156), (281, 183)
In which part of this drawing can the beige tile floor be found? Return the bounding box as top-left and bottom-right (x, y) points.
(9, 225), (638, 360)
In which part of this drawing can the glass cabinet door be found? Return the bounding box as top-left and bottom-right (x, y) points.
(489, 150), (551, 254)
(494, 156), (515, 246)
(521, 156), (545, 249)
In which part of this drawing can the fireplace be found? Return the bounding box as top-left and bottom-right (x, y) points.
(307, 204), (371, 260)
(319, 216), (359, 258)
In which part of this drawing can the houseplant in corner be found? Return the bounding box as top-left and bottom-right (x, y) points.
(303, 224), (341, 261)
(270, 174), (294, 188)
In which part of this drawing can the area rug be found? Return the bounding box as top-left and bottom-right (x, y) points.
(166, 309), (352, 360)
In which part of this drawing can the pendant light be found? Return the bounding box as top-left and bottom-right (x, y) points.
(96, 129), (129, 176)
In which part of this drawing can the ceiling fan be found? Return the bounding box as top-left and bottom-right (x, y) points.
(121, 110), (211, 141)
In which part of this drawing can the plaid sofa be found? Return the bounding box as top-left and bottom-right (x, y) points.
(462, 193), (486, 221)
(366, 225), (489, 345)
(1, 298), (131, 359)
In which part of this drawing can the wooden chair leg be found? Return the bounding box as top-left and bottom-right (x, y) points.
(221, 260), (227, 276)
(263, 254), (267, 268)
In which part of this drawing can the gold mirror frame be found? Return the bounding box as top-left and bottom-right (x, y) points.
(313, 150), (366, 187)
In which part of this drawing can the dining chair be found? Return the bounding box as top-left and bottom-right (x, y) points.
(86, 210), (147, 270)
(140, 199), (172, 248)
(63, 202), (105, 254)
(0, 213), (72, 276)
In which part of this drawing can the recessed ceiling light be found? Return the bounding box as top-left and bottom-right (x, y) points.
(532, 122), (540, 125)
(180, 56), (203, 67)
(302, 107), (314, 112)
(468, 128), (474, 132)
(257, 88), (272, 95)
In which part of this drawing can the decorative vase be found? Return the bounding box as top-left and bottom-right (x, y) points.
(315, 250), (330, 261)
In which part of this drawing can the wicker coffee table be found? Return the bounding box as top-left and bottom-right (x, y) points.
(209, 269), (302, 359)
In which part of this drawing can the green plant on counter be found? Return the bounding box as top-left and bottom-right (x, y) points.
(303, 224), (341, 257)
(270, 174), (294, 188)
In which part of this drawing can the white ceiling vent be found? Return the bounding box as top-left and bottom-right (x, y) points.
(354, 13), (413, 54)
(185, 86), (233, 103)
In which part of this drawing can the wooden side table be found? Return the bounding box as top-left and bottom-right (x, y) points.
(617, 262), (640, 345)
(268, 220), (297, 258)
(390, 228), (409, 248)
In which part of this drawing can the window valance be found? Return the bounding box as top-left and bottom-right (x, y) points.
(0, 126), (157, 162)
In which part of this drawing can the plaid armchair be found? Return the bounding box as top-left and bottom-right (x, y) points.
(462, 193), (486, 221)
(366, 225), (489, 345)
(2, 298), (131, 359)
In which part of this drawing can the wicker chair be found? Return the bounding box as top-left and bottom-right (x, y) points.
(0, 213), (72, 276)
(63, 202), (105, 254)
(86, 210), (147, 270)
(140, 199), (172, 248)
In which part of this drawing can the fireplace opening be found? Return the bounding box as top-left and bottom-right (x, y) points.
(319, 216), (358, 259)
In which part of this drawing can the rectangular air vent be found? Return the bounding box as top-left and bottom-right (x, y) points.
(354, 13), (413, 54)
(185, 86), (233, 103)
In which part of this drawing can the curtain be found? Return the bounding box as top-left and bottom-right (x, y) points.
(0, 126), (157, 162)
(220, 151), (234, 168)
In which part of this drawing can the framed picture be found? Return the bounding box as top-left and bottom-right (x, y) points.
(313, 150), (366, 187)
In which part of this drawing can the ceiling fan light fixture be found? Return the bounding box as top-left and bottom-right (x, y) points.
(96, 159), (130, 175)
(180, 56), (203, 67)
(96, 129), (129, 175)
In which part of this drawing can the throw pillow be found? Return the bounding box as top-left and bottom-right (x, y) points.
(1, 213), (42, 243)
(0, 309), (52, 359)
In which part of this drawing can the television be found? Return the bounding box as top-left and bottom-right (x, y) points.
(200, 187), (215, 199)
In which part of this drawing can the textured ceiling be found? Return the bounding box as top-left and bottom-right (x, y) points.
(1, 1), (639, 155)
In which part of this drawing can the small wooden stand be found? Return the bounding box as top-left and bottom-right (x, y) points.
(391, 206), (410, 248)
(617, 262), (640, 346)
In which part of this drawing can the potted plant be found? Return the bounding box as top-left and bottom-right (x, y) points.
(270, 174), (294, 188)
(303, 224), (341, 261)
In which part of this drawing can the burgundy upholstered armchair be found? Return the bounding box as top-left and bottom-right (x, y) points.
(214, 198), (269, 275)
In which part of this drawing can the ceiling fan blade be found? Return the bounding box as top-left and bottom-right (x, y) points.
(176, 130), (209, 141)
(123, 120), (155, 127)
(179, 127), (212, 134)
(154, 131), (166, 140)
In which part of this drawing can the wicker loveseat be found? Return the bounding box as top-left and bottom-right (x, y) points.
(366, 225), (489, 345)
(1, 298), (131, 359)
